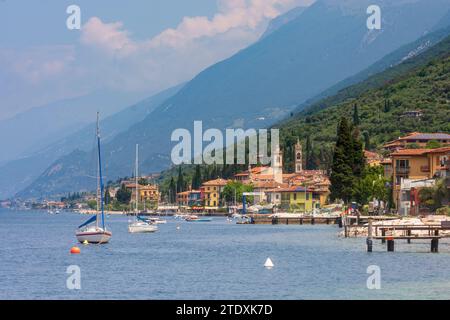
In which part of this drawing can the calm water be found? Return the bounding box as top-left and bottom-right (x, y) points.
(1, 209), (450, 300)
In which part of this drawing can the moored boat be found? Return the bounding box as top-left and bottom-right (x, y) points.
(76, 113), (112, 244)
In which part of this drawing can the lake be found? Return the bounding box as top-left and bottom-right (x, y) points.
(1, 209), (450, 300)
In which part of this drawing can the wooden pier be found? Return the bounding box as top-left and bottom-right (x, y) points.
(366, 219), (450, 253)
(250, 215), (340, 225)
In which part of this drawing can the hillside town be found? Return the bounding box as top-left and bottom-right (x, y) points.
(7, 131), (448, 218)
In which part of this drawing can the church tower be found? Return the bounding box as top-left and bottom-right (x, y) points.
(272, 144), (283, 183)
(295, 139), (303, 173)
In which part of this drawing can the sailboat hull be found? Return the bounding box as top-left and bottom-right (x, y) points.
(76, 228), (112, 244)
(128, 222), (158, 233)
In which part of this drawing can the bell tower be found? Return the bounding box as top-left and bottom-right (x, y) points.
(295, 139), (303, 173)
(272, 144), (283, 183)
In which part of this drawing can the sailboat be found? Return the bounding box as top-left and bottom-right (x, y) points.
(128, 144), (158, 233)
(76, 113), (112, 244)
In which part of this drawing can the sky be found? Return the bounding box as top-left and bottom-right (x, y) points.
(0, 0), (314, 120)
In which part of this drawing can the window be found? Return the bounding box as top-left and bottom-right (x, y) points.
(306, 192), (310, 200)
(296, 153), (301, 160)
(293, 193), (297, 200)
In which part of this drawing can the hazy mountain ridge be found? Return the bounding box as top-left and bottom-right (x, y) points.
(0, 84), (183, 199)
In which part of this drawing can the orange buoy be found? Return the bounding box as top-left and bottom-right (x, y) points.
(70, 246), (81, 254)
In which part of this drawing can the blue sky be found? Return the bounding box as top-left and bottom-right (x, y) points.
(0, 0), (313, 120)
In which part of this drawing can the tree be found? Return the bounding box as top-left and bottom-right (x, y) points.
(352, 166), (388, 205)
(419, 179), (449, 211)
(138, 177), (149, 185)
(330, 117), (354, 203)
(169, 177), (177, 203)
(352, 103), (360, 126)
(104, 187), (111, 206)
(116, 184), (131, 204)
(363, 131), (371, 150)
(176, 167), (184, 193)
(351, 127), (366, 178)
(426, 140), (441, 149)
(221, 181), (253, 204)
(305, 135), (317, 170)
(192, 165), (202, 190)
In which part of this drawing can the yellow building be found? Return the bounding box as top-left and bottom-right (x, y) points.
(125, 183), (159, 208)
(267, 186), (316, 212)
(391, 147), (450, 209)
(201, 178), (229, 209)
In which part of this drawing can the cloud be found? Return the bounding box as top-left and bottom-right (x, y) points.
(82, 0), (314, 53)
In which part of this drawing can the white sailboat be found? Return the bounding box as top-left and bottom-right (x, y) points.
(128, 144), (158, 233)
(76, 113), (112, 244)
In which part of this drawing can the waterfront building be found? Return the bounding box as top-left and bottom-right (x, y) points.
(125, 183), (160, 208)
(390, 146), (450, 214)
(383, 132), (450, 151)
(176, 189), (202, 208)
(201, 178), (229, 210)
(265, 186), (316, 212)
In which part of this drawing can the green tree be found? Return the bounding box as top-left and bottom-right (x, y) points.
(330, 117), (354, 203)
(104, 187), (111, 206)
(352, 103), (360, 126)
(221, 181), (253, 204)
(419, 179), (449, 211)
(426, 140), (441, 149)
(138, 177), (149, 185)
(363, 131), (371, 150)
(116, 184), (131, 204)
(168, 177), (177, 203)
(176, 167), (185, 193)
(351, 127), (366, 178)
(192, 165), (202, 190)
(305, 135), (316, 170)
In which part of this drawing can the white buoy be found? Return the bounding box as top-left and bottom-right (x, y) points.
(264, 258), (274, 269)
(176, 225), (181, 230)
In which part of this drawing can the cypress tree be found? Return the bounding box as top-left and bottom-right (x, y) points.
(169, 177), (176, 203)
(363, 131), (371, 150)
(352, 104), (360, 126)
(330, 117), (354, 203)
(305, 135), (316, 170)
(176, 167), (184, 193)
(351, 128), (366, 178)
(192, 164), (202, 189)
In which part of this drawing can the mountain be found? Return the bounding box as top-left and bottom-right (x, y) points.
(0, 84), (183, 199)
(277, 34), (450, 171)
(0, 89), (149, 164)
(16, 0), (450, 199)
(260, 5), (307, 39)
(296, 22), (450, 115)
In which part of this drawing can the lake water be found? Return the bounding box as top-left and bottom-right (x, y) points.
(1, 209), (450, 300)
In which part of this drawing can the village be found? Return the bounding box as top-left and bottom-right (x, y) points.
(8, 131), (448, 221)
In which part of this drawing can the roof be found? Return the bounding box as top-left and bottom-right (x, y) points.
(266, 186), (312, 193)
(202, 178), (229, 186)
(399, 132), (450, 141)
(391, 147), (450, 157)
(364, 150), (383, 160)
(391, 149), (430, 156)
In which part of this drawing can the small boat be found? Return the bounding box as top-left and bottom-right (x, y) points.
(76, 113), (112, 244)
(142, 217), (167, 224)
(185, 215), (212, 222)
(128, 217), (158, 233)
(128, 144), (158, 233)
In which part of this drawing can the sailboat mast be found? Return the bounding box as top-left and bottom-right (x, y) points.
(135, 144), (139, 214)
(97, 112), (106, 230)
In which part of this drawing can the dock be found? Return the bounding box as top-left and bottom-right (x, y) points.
(366, 219), (450, 253)
(250, 215), (341, 225)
